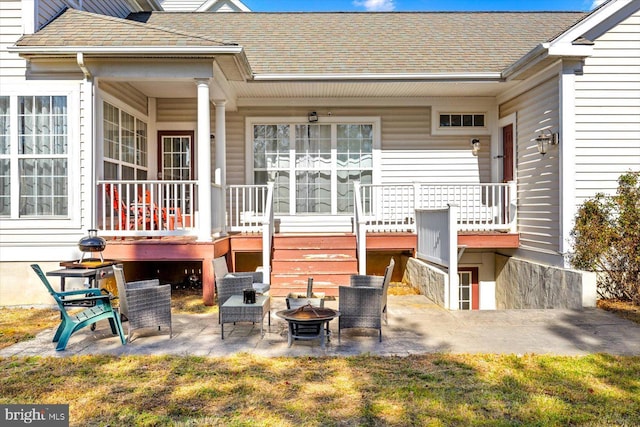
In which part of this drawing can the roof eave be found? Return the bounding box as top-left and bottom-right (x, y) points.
(252, 72), (504, 83)
(502, 42), (594, 81)
(8, 45), (245, 57)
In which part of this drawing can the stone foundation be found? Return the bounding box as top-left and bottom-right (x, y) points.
(495, 255), (597, 309)
(403, 257), (445, 306)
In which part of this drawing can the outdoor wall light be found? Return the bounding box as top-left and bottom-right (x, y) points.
(535, 131), (559, 155)
(308, 111), (318, 122)
(470, 138), (480, 156)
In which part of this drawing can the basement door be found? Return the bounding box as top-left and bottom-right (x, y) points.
(251, 122), (375, 216)
(458, 267), (479, 310)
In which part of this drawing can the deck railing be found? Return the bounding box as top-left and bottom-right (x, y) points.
(226, 184), (271, 233)
(97, 180), (197, 237)
(357, 181), (516, 233)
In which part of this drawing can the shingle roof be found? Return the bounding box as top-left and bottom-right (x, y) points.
(16, 8), (228, 48)
(128, 11), (587, 74)
(17, 9), (587, 74)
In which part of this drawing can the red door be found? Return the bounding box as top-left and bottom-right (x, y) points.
(502, 124), (514, 182)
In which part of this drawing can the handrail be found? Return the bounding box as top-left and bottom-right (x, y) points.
(353, 181), (367, 274)
(261, 182), (274, 284)
(227, 184), (270, 233)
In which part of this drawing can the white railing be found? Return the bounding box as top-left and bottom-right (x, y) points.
(353, 182), (367, 274)
(98, 180), (197, 237)
(415, 206), (460, 310)
(227, 184), (270, 233)
(227, 183), (274, 284)
(358, 181), (516, 232)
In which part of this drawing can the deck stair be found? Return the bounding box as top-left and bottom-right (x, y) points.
(270, 233), (358, 297)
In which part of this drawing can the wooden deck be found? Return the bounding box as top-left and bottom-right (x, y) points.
(102, 231), (519, 303)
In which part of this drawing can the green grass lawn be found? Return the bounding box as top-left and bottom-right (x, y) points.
(1, 353), (639, 426)
(1, 292), (639, 426)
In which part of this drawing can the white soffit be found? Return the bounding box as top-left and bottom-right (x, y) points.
(230, 80), (517, 100)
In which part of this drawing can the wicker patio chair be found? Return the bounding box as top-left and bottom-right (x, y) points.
(216, 274), (252, 323)
(349, 258), (395, 324)
(338, 258), (395, 342)
(212, 256), (269, 294)
(113, 264), (172, 342)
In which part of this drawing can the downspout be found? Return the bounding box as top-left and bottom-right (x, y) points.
(77, 52), (95, 229)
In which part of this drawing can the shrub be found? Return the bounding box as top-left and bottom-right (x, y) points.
(570, 171), (640, 304)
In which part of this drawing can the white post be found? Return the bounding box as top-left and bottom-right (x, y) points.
(214, 100), (227, 235)
(448, 204), (459, 310)
(559, 60), (579, 267)
(196, 79), (212, 241)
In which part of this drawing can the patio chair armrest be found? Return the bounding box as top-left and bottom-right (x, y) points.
(62, 294), (113, 305)
(232, 271), (263, 283)
(57, 288), (104, 297)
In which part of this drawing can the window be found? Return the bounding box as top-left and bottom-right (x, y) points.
(0, 95), (70, 218)
(0, 96), (9, 216)
(103, 102), (147, 180)
(251, 120), (376, 215)
(439, 113), (485, 128)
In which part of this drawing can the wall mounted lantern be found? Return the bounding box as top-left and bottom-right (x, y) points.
(308, 112), (318, 122)
(470, 138), (480, 156)
(535, 131), (559, 155)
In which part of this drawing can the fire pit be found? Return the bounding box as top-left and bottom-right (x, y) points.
(276, 305), (340, 349)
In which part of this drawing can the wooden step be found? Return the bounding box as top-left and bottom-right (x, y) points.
(273, 248), (357, 259)
(273, 234), (356, 250)
(272, 258), (357, 274)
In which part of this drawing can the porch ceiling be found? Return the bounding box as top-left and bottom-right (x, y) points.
(126, 79), (518, 102)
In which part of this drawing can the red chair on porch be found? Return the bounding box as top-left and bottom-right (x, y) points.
(140, 190), (183, 230)
(105, 184), (129, 230)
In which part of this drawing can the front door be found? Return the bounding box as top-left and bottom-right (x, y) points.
(158, 131), (194, 181)
(158, 131), (194, 215)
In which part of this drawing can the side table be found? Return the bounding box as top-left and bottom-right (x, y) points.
(220, 294), (270, 339)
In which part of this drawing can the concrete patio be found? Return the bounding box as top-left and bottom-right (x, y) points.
(2, 295), (640, 358)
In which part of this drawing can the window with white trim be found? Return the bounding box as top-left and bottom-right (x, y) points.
(252, 121), (374, 215)
(0, 95), (70, 218)
(103, 102), (148, 180)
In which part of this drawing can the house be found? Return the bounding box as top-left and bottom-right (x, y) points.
(1, 0), (638, 310)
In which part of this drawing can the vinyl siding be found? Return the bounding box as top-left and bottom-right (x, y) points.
(36, 0), (132, 31)
(0, 1), (27, 80)
(36, 0), (67, 30)
(159, 0), (205, 11)
(99, 81), (149, 116)
(156, 102), (491, 188)
(574, 11), (640, 205)
(500, 77), (561, 255)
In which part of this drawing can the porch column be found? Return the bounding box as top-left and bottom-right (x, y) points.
(214, 99), (227, 234)
(196, 79), (212, 242)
